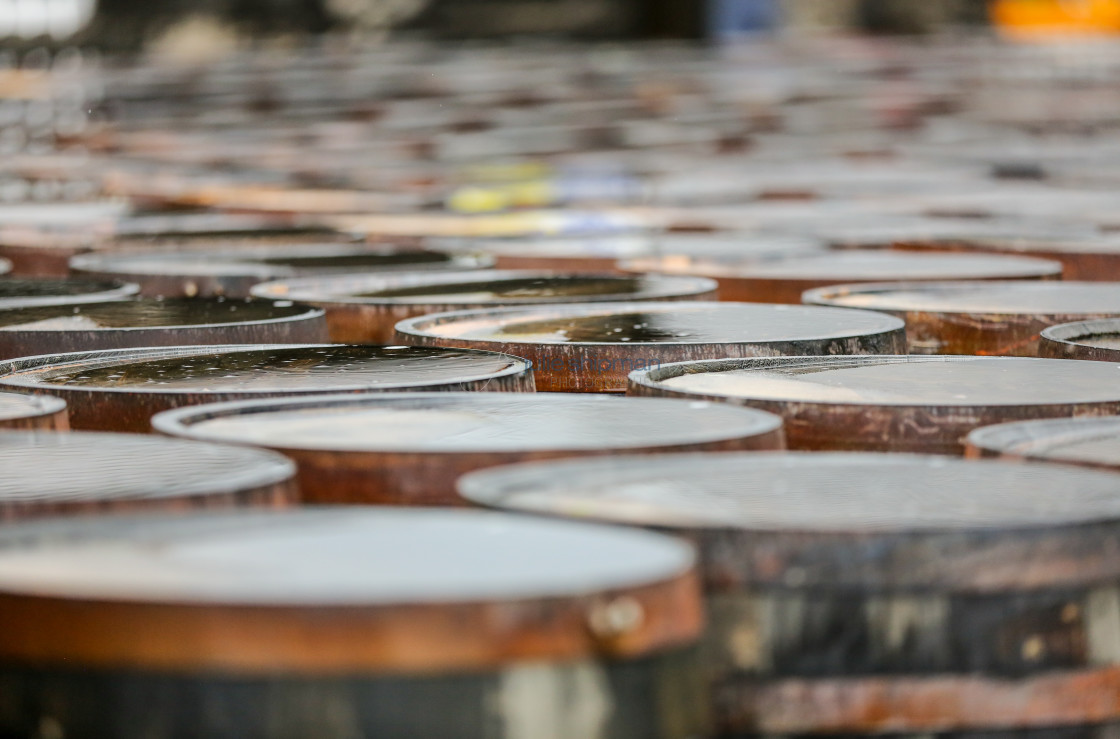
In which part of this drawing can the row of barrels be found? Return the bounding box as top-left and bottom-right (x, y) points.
(8, 37), (1120, 739)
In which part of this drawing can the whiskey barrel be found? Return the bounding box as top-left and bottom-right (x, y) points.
(0, 508), (707, 739)
(428, 233), (826, 272)
(0, 258), (9, 275)
(0, 344), (534, 432)
(0, 277), (138, 309)
(0, 298), (328, 359)
(459, 451), (1120, 736)
(1039, 318), (1120, 362)
(0, 392), (66, 430)
(69, 245), (491, 299)
(890, 232), (1120, 281)
(250, 270), (718, 343)
(152, 392), (784, 506)
(395, 301), (905, 392)
(804, 281), (1120, 356)
(619, 252), (1063, 304)
(967, 416), (1120, 473)
(0, 216), (356, 277)
(628, 355), (1120, 454)
(0, 431), (295, 520)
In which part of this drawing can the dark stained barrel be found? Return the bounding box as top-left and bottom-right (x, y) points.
(395, 301), (906, 392)
(1039, 318), (1120, 362)
(628, 355), (1120, 454)
(153, 392), (785, 506)
(804, 281), (1120, 356)
(0, 277), (139, 309)
(69, 245), (492, 298)
(428, 233), (826, 272)
(0, 508), (706, 739)
(0, 432), (296, 520)
(251, 270), (719, 343)
(0, 392), (66, 430)
(967, 416), (1120, 473)
(619, 252), (1063, 304)
(0, 344), (534, 432)
(459, 451), (1120, 737)
(0, 298), (328, 359)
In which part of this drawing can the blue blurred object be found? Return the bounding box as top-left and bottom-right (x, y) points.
(708, 0), (779, 39)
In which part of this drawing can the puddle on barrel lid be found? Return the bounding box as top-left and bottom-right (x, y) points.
(359, 275), (647, 301)
(0, 299), (312, 331)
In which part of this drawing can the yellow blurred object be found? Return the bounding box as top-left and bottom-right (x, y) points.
(992, 0), (1120, 37)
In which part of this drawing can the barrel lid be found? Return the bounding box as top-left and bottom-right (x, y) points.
(395, 301), (904, 346)
(153, 392), (782, 453)
(69, 245), (490, 280)
(0, 298), (323, 332)
(622, 251), (1062, 281)
(631, 355), (1120, 407)
(0, 431), (295, 517)
(0, 391), (64, 423)
(1041, 318), (1120, 351)
(0, 278), (140, 308)
(251, 270), (716, 306)
(805, 281), (1120, 315)
(459, 452), (1120, 533)
(0, 508), (700, 671)
(969, 416), (1120, 469)
(0, 258), (9, 275)
(429, 232), (825, 260)
(0, 344), (532, 395)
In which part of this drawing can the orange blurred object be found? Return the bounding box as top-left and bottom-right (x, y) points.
(992, 0), (1120, 37)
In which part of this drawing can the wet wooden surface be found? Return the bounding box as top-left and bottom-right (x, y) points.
(0, 277), (139, 309)
(153, 392), (785, 505)
(0, 298), (329, 359)
(0, 391), (66, 430)
(395, 301), (906, 392)
(251, 270), (719, 342)
(804, 281), (1120, 356)
(628, 355), (1120, 454)
(0, 344), (535, 432)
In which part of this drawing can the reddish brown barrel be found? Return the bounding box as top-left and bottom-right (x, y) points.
(427, 233), (826, 272)
(0, 298), (328, 359)
(153, 392), (784, 506)
(69, 245), (491, 298)
(0, 392), (66, 430)
(967, 416), (1120, 473)
(804, 281), (1120, 356)
(0, 278), (138, 309)
(0, 508), (706, 738)
(251, 270), (718, 343)
(1039, 318), (1120, 361)
(628, 355), (1120, 454)
(890, 232), (1120, 281)
(395, 301), (905, 392)
(0, 344), (534, 432)
(459, 451), (1120, 737)
(0, 431), (295, 520)
(620, 252), (1062, 304)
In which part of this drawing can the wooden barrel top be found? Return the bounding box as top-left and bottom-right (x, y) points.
(459, 451), (1120, 591)
(620, 252), (1062, 303)
(967, 416), (1120, 472)
(1040, 318), (1120, 361)
(0, 431), (296, 519)
(395, 301), (905, 392)
(0, 258), (9, 275)
(629, 355), (1120, 453)
(0, 391), (66, 430)
(0, 508), (700, 672)
(69, 245), (492, 298)
(805, 281), (1120, 355)
(0, 298), (328, 359)
(0, 278), (139, 308)
(0, 344), (535, 431)
(152, 393), (784, 505)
